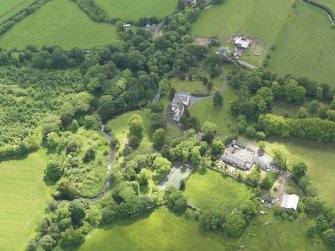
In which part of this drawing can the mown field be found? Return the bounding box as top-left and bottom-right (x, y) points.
(76, 207), (326, 251)
(184, 169), (252, 212)
(76, 207), (228, 251)
(0, 151), (50, 251)
(266, 138), (335, 208)
(0, 0), (36, 23)
(95, 0), (178, 20)
(192, 0), (335, 85)
(190, 86), (236, 135)
(0, 0), (118, 49)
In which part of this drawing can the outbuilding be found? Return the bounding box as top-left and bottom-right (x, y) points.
(281, 194), (299, 210)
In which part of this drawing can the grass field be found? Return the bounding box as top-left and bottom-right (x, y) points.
(76, 207), (228, 251)
(0, 151), (50, 251)
(95, 0), (178, 20)
(190, 86), (236, 136)
(192, 0), (335, 85)
(76, 207), (326, 251)
(171, 76), (224, 94)
(265, 138), (335, 208)
(0, 0), (36, 23)
(184, 169), (252, 212)
(0, 0), (118, 49)
(317, 0), (335, 13)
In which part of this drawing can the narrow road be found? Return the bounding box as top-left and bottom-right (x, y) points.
(238, 60), (257, 69)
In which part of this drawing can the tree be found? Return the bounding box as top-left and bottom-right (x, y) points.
(245, 126), (256, 138)
(164, 186), (188, 213)
(128, 114), (144, 147)
(201, 121), (217, 142)
(309, 100), (320, 114)
(213, 91), (223, 108)
(200, 209), (225, 231)
(55, 178), (79, 200)
(272, 148), (287, 170)
(323, 228), (335, 246)
(222, 211), (246, 238)
(257, 141), (266, 152)
(153, 156), (171, 176)
(69, 199), (86, 226)
(211, 138), (225, 156)
(45, 160), (64, 183)
(158, 79), (170, 96)
(60, 228), (85, 248)
(169, 88), (176, 100)
(292, 161), (308, 180)
(42, 115), (61, 139)
(40, 235), (56, 251)
(177, 0), (186, 10)
(298, 107), (308, 119)
(153, 128), (166, 149)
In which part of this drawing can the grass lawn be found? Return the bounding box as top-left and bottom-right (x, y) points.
(170, 76), (224, 94)
(238, 212), (327, 251)
(190, 86), (236, 136)
(192, 0), (335, 85)
(0, 151), (50, 251)
(0, 0), (36, 23)
(75, 207), (228, 251)
(184, 169), (252, 212)
(75, 206), (326, 251)
(0, 0), (119, 50)
(95, 0), (178, 20)
(265, 138), (335, 208)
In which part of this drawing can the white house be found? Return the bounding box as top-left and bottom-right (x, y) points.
(171, 94), (190, 123)
(281, 194), (299, 210)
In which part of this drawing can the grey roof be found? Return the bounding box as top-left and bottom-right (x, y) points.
(262, 195), (275, 203)
(173, 94), (190, 105)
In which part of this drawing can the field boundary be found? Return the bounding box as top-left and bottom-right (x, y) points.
(0, 0), (35, 21)
(303, 0), (335, 24)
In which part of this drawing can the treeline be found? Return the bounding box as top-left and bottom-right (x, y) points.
(70, 0), (114, 23)
(259, 114), (335, 143)
(0, 0), (50, 36)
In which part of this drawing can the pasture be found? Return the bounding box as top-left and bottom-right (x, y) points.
(171, 76), (224, 94)
(190, 86), (236, 136)
(76, 207), (227, 251)
(192, 0), (335, 85)
(0, 0), (36, 23)
(0, 151), (50, 251)
(0, 0), (118, 49)
(265, 138), (335, 208)
(183, 169), (251, 212)
(95, 0), (178, 20)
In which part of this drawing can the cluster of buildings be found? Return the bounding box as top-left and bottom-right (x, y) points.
(171, 93), (190, 123)
(222, 140), (273, 171)
(216, 36), (252, 59)
(123, 23), (156, 32)
(262, 194), (300, 211)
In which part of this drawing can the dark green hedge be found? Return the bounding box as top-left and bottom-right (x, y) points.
(303, 0), (335, 23)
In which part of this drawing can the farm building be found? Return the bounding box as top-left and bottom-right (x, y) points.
(171, 94), (190, 123)
(222, 145), (255, 170)
(217, 47), (229, 56)
(145, 23), (156, 31)
(261, 195), (275, 207)
(281, 194), (299, 210)
(234, 37), (251, 49)
(222, 140), (273, 171)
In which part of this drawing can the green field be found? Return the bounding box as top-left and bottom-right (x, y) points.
(184, 169), (252, 212)
(95, 0), (178, 20)
(0, 151), (50, 251)
(171, 76), (224, 94)
(190, 86), (236, 136)
(0, 0), (36, 23)
(77, 207), (228, 251)
(192, 0), (335, 85)
(0, 0), (118, 49)
(266, 138), (335, 208)
(317, 0), (335, 13)
(267, 2), (335, 86)
(77, 207), (326, 251)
